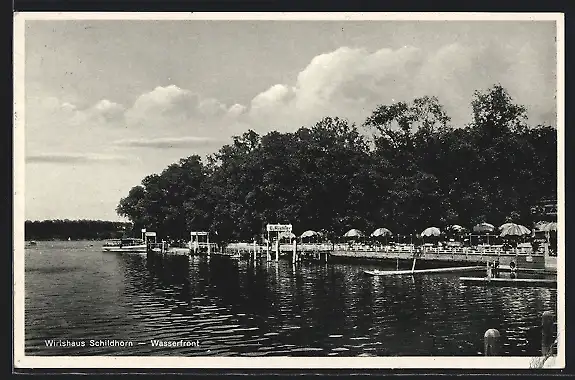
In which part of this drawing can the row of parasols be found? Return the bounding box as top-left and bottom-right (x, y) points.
(420, 221), (557, 238)
(282, 221), (557, 240)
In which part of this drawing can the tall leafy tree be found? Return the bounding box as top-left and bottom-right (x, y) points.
(116, 85), (557, 241)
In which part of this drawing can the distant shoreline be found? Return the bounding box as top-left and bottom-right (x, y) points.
(25, 238), (107, 242)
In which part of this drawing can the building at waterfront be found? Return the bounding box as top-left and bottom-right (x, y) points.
(531, 197), (557, 222)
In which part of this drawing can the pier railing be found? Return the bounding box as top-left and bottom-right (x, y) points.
(148, 242), (167, 253)
(224, 242), (541, 256)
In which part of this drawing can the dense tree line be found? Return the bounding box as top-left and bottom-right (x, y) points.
(116, 85), (557, 244)
(25, 219), (132, 241)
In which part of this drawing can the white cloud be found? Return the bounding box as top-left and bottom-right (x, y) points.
(114, 136), (220, 149)
(91, 99), (125, 122)
(242, 43), (556, 130)
(251, 84), (293, 110)
(198, 98), (227, 118)
(60, 102), (77, 112)
(26, 152), (129, 164)
(226, 103), (247, 118)
(293, 47), (366, 110)
(122, 85), (247, 136)
(125, 85), (199, 126)
(27, 42), (557, 163)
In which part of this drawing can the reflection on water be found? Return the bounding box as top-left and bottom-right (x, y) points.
(24, 241), (557, 356)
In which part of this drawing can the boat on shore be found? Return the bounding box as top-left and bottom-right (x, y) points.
(102, 238), (147, 253)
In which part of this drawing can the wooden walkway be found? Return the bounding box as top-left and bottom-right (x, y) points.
(363, 266), (483, 276)
(459, 276), (557, 287)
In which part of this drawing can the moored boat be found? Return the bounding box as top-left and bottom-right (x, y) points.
(102, 238), (147, 253)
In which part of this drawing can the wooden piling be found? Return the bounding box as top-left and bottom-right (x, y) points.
(542, 310), (555, 356)
(275, 240), (279, 262)
(484, 328), (501, 356)
(292, 240), (297, 264)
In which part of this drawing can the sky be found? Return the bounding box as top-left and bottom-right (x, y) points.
(21, 16), (558, 221)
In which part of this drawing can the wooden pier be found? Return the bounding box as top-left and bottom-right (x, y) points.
(459, 276), (557, 287)
(364, 266), (483, 276)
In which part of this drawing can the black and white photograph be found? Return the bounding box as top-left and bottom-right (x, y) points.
(13, 12), (564, 369)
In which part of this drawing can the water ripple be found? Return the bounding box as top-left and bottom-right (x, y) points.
(24, 242), (557, 356)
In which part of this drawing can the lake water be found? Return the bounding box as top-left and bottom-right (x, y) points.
(24, 241), (557, 356)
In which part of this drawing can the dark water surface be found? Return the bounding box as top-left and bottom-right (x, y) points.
(24, 241), (557, 356)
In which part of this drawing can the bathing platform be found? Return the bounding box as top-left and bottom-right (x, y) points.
(363, 266), (483, 276)
(459, 276), (557, 288)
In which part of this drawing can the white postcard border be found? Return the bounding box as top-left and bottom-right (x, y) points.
(13, 11), (565, 370)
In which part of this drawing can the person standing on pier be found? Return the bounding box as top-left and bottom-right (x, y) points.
(493, 258), (500, 277)
(509, 261), (517, 278)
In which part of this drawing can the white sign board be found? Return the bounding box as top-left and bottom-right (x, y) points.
(191, 232), (209, 236)
(145, 232), (157, 237)
(267, 224), (292, 232)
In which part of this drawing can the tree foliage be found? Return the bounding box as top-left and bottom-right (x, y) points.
(116, 85), (557, 242)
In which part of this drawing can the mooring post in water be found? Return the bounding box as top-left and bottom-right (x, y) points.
(207, 234), (211, 256)
(275, 239), (279, 262)
(396, 257), (399, 271)
(484, 328), (501, 356)
(266, 240), (270, 261)
(411, 257), (417, 273)
(542, 310), (555, 356)
(292, 239), (297, 264)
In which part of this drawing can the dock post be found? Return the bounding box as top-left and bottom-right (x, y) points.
(207, 234), (211, 256)
(411, 257), (417, 272)
(292, 239), (297, 264)
(275, 240), (279, 262)
(266, 240), (270, 261)
(484, 328), (501, 356)
(542, 311), (555, 356)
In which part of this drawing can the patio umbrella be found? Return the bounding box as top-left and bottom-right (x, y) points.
(540, 222), (557, 232)
(499, 223), (531, 237)
(447, 224), (465, 232)
(300, 230), (319, 239)
(473, 222), (495, 233)
(498, 222), (515, 231)
(371, 227), (392, 237)
(421, 227), (441, 237)
(279, 231), (296, 240)
(344, 229), (364, 238)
